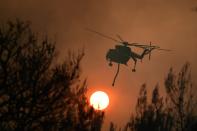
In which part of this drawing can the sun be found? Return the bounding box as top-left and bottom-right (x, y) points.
(90, 91), (109, 110)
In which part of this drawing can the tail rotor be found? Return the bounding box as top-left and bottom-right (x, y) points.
(149, 42), (152, 60)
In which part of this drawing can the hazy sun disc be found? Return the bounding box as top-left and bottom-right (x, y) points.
(90, 91), (109, 110)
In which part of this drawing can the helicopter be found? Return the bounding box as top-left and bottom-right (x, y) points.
(86, 28), (171, 86)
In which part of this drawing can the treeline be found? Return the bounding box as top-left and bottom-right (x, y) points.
(0, 20), (104, 131)
(109, 63), (197, 131)
(0, 20), (196, 131)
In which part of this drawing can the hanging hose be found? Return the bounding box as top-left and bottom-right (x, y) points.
(112, 64), (120, 86)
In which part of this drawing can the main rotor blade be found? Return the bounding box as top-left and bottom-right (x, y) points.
(126, 42), (160, 48)
(116, 34), (124, 42)
(86, 28), (120, 42)
(148, 47), (171, 51)
(130, 44), (171, 51)
(156, 48), (171, 51)
(126, 43), (148, 47)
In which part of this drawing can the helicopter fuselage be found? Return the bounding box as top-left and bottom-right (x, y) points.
(106, 45), (131, 65)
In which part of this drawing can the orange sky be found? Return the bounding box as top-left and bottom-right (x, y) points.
(1, 0), (197, 130)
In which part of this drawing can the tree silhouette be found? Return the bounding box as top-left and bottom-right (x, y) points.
(123, 84), (173, 131)
(0, 20), (104, 131)
(109, 122), (116, 131)
(109, 63), (197, 131)
(165, 63), (197, 131)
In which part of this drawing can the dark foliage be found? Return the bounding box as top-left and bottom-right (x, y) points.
(165, 63), (197, 131)
(124, 84), (174, 131)
(110, 63), (197, 131)
(0, 20), (104, 131)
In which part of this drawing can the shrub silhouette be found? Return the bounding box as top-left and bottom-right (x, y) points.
(0, 20), (104, 131)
